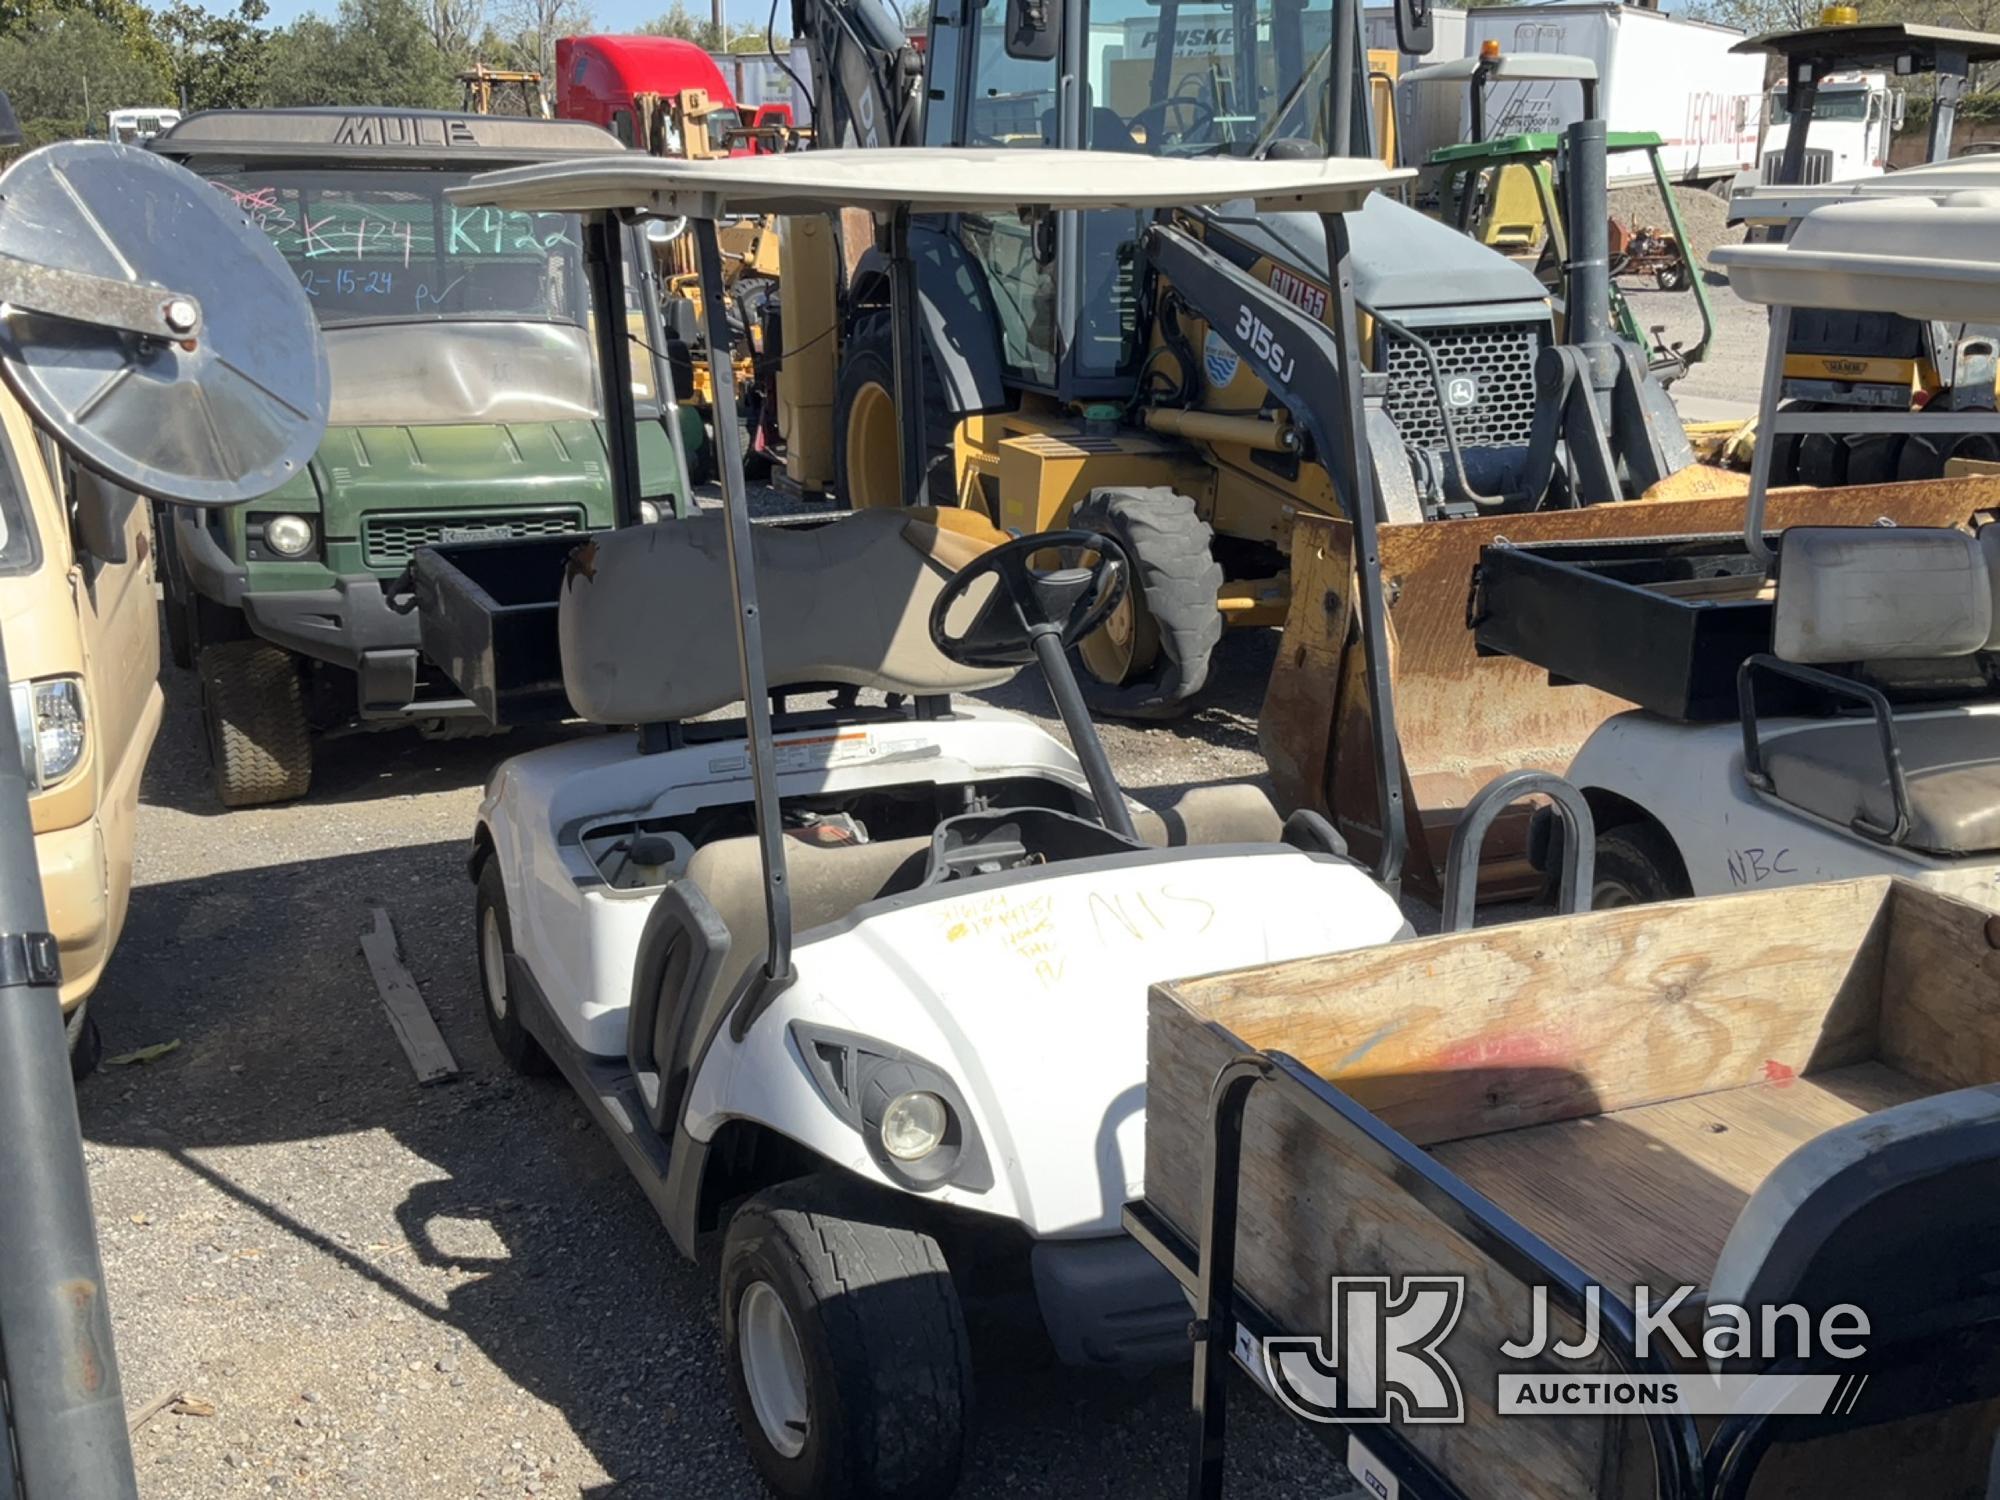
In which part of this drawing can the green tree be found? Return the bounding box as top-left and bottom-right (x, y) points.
(158, 0), (272, 110)
(0, 8), (170, 143)
(263, 0), (455, 107)
(639, 0), (722, 47)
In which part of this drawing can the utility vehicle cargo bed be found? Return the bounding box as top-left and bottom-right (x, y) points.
(1141, 876), (2000, 1500)
(410, 534), (584, 725)
(1467, 485), (1991, 721)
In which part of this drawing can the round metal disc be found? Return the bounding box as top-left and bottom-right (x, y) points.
(0, 141), (328, 506)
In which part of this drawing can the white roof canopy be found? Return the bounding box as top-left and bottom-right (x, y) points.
(1729, 156), (2000, 226)
(1402, 53), (1598, 87)
(448, 146), (1411, 220)
(1710, 198), (2000, 323)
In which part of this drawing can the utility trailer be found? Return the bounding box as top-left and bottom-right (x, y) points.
(1127, 873), (2000, 1499)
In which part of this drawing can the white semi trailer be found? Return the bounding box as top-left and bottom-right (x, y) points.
(1377, 1), (1767, 187)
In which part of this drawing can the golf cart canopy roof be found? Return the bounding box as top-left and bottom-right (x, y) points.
(1732, 22), (2000, 65)
(1729, 156), (2000, 225)
(1711, 198), (2000, 323)
(447, 147), (1412, 219)
(154, 108), (624, 167)
(1402, 53), (1598, 86)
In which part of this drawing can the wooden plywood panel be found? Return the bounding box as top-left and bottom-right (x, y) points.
(1878, 881), (2000, 1091)
(1433, 1062), (1931, 1292)
(1165, 879), (1896, 1147)
(1143, 994), (1639, 1500)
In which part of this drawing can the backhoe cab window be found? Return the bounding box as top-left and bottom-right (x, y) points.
(206, 168), (587, 328)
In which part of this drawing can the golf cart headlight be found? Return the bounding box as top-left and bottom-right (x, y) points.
(638, 498), (663, 525)
(262, 513), (315, 558)
(11, 677), (85, 790)
(880, 1091), (949, 1161)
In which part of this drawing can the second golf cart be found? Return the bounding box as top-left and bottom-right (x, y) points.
(416, 142), (1490, 1496)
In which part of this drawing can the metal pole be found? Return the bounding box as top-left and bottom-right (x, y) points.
(1322, 209), (1406, 893)
(1777, 58), (1817, 187)
(886, 205), (928, 509)
(585, 217), (646, 529)
(1330, 0), (1357, 155)
(1563, 115), (1615, 419)
(695, 217), (794, 983)
(1931, 50), (1968, 165)
(0, 624), (140, 1500)
(1744, 302), (1792, 568)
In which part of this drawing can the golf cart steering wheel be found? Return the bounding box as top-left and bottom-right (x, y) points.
(929, 529), (1130, 667)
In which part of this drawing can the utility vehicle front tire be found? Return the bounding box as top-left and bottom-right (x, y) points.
(475, 860), (552, 1077)
(1071, 487), (1223, 721)
(1592, 823), (1692, 909)
(198, 640), (311, 808)
(722, 1178), (972, 1500)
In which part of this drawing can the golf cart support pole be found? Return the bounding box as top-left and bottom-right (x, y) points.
(694, 214), (795, 983)
(586, 215), (646, 530)
(0, 622), (141, 1500)
(887, 205), (928, 508)
(1931, 46), (1970, 163)
(1777, 57), (1818, 187)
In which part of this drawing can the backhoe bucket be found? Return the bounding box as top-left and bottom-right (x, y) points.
(1262, 478), (2000, 900)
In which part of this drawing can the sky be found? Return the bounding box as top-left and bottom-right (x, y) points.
(255, 0), (788, 36)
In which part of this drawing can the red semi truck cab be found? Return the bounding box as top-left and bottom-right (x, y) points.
(554, 35), (792, 154)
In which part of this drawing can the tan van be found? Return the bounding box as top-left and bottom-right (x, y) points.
(0, 379), (163, 1078)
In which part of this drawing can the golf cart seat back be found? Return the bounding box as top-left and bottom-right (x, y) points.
(558, 508), (1015, 725)
(1758, 526), (2000, 855)
(1708, 1089), (2000, 1379)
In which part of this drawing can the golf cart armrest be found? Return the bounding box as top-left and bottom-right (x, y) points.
(1737, 653), (1914, 845)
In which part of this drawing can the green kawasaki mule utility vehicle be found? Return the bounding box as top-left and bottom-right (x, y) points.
(153, 109), (692, 807)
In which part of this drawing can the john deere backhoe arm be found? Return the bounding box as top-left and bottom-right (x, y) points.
(792, 0), (923, 149)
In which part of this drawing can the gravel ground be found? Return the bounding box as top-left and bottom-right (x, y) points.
(81, 515), (1347, 1500)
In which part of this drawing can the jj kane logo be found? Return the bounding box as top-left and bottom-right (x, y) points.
(1261, 1277), (1872, 1424)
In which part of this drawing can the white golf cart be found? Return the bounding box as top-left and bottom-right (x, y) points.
(1473, 193), (2000, 912)
(433, 146), (1463, 1498)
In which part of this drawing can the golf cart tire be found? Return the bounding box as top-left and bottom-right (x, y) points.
(1591, 822), (1692, 909)
(199, 639), (312, 808)
(831, 312), (955, 511)
(722, 1178), (972, 1500)
(1072, 487), (1223, 721)
(67, 998), (100, 1083)
(474, 860), (553, 1077)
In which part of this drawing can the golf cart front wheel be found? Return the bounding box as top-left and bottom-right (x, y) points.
(475, 860), (552, 1077)
(67, 998), (101, 1082)
(722, 1178), (972, 1500)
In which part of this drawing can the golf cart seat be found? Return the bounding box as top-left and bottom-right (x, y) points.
(1755, 526), (2000, 855)
(680, 784), (1287, 1007)
(558, 507), (1017, 726)
(1702, 1083), (2000, 1494)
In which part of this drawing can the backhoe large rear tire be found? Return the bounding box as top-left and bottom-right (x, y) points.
(831, 312), (955, 511)
(199, 640), (312, 808)
(1071, 487), (1223, 721)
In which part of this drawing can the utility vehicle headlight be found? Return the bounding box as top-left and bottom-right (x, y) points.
(262, 514), (315, 558)
(638, 499), (663, 526)
(880, 1091), (949, 1162)
(11, 677), (85, 790)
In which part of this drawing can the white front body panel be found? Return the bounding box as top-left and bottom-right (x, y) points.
(481, 706), (1101, 1057)
(685, 849), (1408, 1237)
(1568, 707), (2000, 912)
(480, 705), (1411, 1240)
